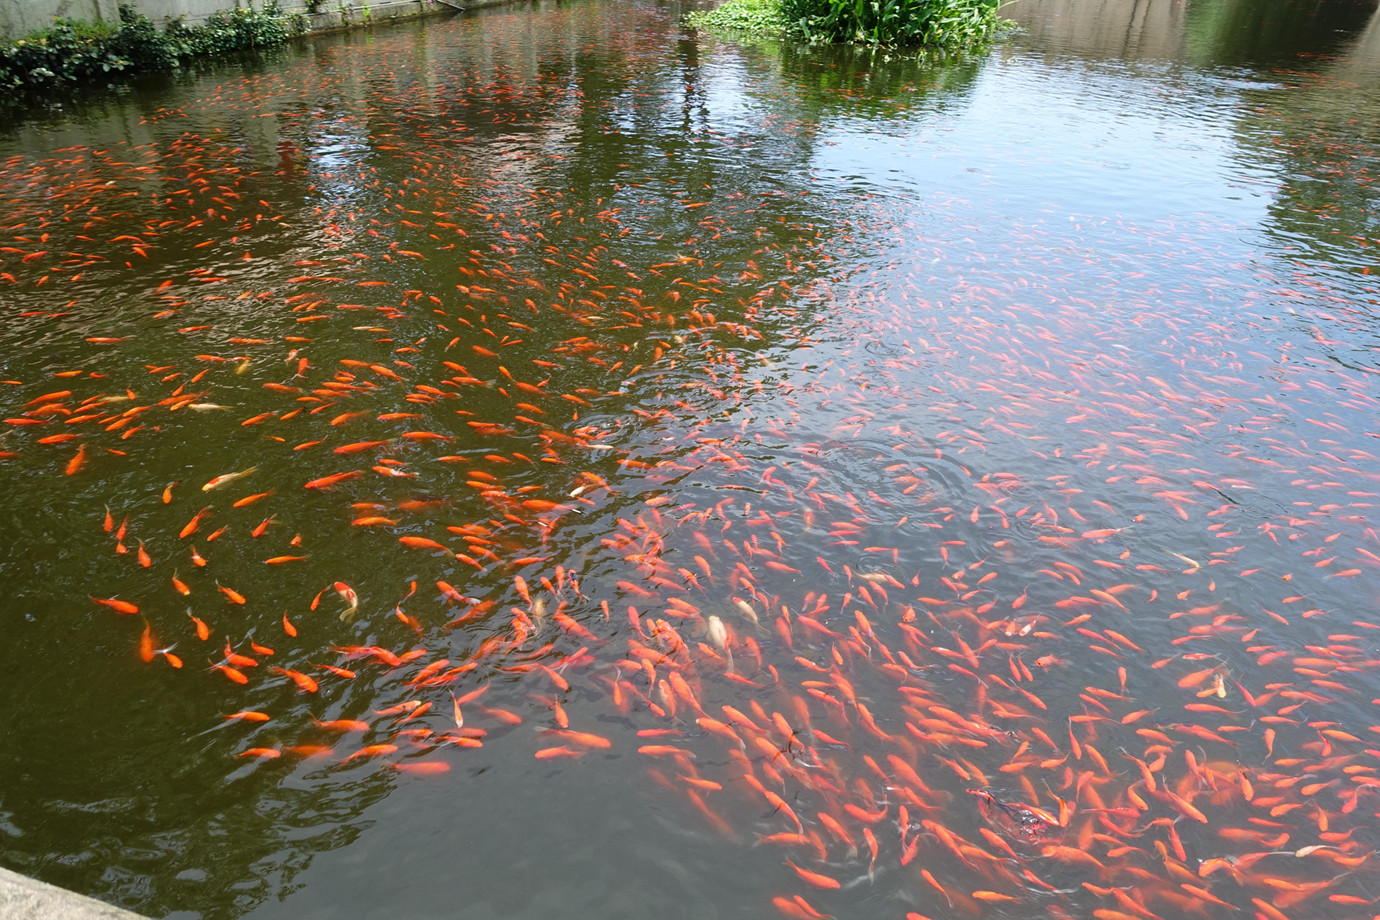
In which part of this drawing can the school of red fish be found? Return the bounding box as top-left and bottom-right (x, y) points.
(2, 13), (1379, 920)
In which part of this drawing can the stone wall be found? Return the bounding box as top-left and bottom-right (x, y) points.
(0, 865), (150, 920)
(2, 0), (117, 39)
(0, 0), (458, 40)
(139, 0), (455, 31)
(293, 0), (459, 37)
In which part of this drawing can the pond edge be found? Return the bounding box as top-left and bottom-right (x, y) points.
(0, 865), (151, 920)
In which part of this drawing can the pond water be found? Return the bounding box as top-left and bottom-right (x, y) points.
(0, 0), (1377, 918)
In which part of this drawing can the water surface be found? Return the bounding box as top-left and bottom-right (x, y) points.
(1, 1), (1377, 918)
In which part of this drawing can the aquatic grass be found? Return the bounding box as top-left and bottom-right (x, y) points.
(782, 0), (1003, 46)
(687, 0), (790, 39)
(690, 0), (1006, 47)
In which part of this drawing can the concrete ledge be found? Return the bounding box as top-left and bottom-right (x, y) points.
(0, 866), (149, 920)
(297, 0), (515, 37)
(300, 0), (454, 35)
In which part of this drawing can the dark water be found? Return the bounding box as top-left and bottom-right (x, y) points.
(0, 1), (1377, 918)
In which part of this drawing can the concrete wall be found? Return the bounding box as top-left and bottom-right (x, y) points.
(0, 0), (457, 40)
(0, 865), (150, 920)
(1002, 0), (1191, 60)
(1, 0), (117, 39)
(287, 0), (458, 37)
(136, 0), (454, 31)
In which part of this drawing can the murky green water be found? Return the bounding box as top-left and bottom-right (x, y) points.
(1, 1), (1377, 918)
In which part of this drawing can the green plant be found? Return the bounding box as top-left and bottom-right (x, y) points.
(110, 3), (180, 70)
(690, 0), (1003, 47)
(163, 5), (301, 57)
(0, 16), (129, 86)
(687, 0), (788, 38)
(0, 2), (307, 92)
(780, 0), (1001, 46)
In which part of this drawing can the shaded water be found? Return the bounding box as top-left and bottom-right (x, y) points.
(0, 0), (1378, 918)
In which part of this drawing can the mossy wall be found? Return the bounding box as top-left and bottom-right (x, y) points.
(3, 0), (116, 40)
(0, 0), (455, 42)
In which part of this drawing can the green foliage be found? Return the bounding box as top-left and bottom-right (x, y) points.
(692, 0), (1004, 47)
(783, 0), (1002, 46)
(0, 16), (129, 87)
(109, 3), (180, 70)
(0, 2), (306, 91)
(164, 6), (303, 58)
(687, 0), (789, 38)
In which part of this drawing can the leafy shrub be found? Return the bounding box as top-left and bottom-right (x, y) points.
(0, 17), (129, 87)
(692, 0), (1004, 47)
(109, 3), (180, 70)
(166, 5), (301, 57)
(0, 2), (306, 91)
(784, 0), (1001, 45)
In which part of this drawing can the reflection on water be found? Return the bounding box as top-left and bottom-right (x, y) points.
(0, 1), (1377, 919)
(1006, 0), (1380, 66)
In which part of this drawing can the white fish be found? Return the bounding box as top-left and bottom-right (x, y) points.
(732, 598), (764, 633)
(202, 467), (257, 491)
(706, 614), (733, 674)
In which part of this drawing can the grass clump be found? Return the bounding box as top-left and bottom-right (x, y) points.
(786, 0), (1001, 47)
(689, 0), (1005, 47)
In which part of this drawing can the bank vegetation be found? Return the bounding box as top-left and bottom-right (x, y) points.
(689, 0), (1006, 47)
(0, 2), (305, 90)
